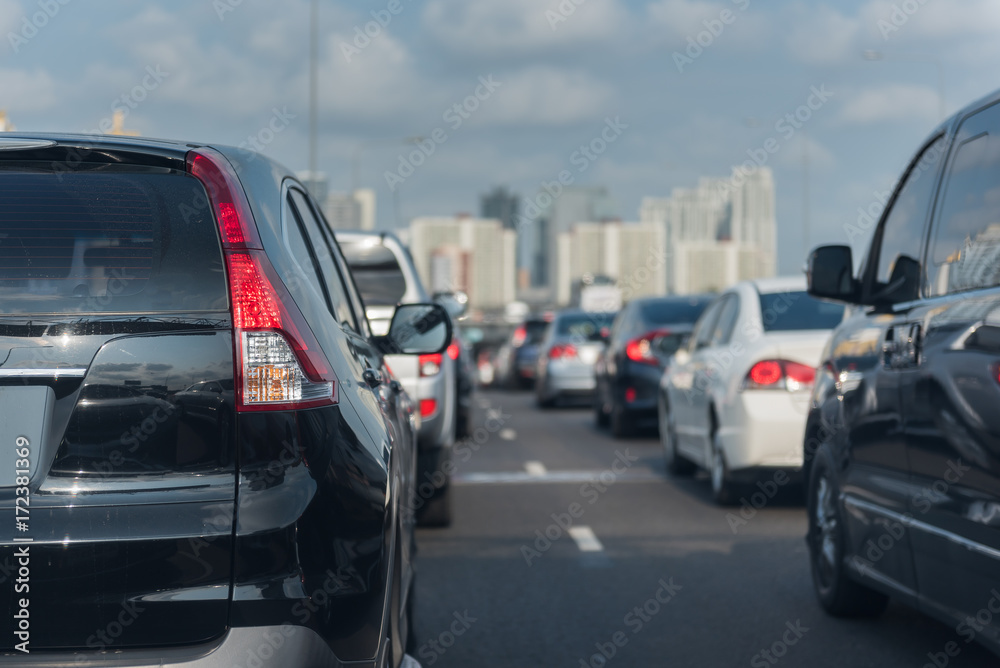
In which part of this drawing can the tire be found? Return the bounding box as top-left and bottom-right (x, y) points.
(807, 444), (889, 618)
(709, 432), (738, 506)
(417, 483), (452, 528)
(611, 403), (633, 438)
(660, 398), (694, 476)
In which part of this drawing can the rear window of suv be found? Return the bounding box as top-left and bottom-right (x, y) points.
(758, 291), (845, 331)
(0, 167), (227, 315)
(339, 240), (407, 306)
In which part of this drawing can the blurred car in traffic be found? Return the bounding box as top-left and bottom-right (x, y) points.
(802, 88), (1000, 657)
(338, 231), (460, 525)
(0, 133), (449, 666)
(535, 310), (615, 408)
(658, 277), (845, 504)
(496, 314), (551, 389)
(595, 295), (713, 437)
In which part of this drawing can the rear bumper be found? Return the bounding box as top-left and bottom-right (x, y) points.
(616, 362), (663, 415)
(717, 390), (810, 472)
(542, 361), (597, 397)
(0, 626), (356, 667)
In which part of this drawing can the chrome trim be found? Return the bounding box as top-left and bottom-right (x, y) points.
(844, 494), (1000, 562)
(0, 368), (87, 378)
(846, 555), (917, 598)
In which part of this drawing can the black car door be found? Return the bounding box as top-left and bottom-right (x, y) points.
(901, 102), (1000, 643)
(837, 133), (947, 600)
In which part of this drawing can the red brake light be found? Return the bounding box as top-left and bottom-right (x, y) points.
(420, 399), (438, 417)
(187, 148), (337, 411)
(446, 342), (460, 360)
(749, 360), (783, 386)
(743, 360), (816, 391)
(625, 387), (637, 403)
(511, 325), (527, 347)
(626, 330), (670, 366)
(549, 344), (577, 360)
(419, 353), (443, 377)
(785, 361), (816, 387)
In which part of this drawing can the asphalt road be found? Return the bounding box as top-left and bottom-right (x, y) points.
(413, 389), (996, 668)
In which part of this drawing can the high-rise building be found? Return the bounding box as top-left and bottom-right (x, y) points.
(323, 188), (376, 231)
(555, 221), (667, 305)
(640, 166), (777, 294)
(480, 186), (520, 230)
(409, 216), (517, 312)
(531, 185), (618, 292)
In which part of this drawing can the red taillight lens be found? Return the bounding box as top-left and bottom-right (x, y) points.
(419, 353), (443, 377)
(446, 343), (460, 360)
(626, 330), (669, 366)
(549, 344), (577, 360)
(743, 360), (816, 391)
(511, 325), (527, 347)
(187, 148), (337, 411)
(420, 399), (438, 417)
(625, 387), (637, 403)
(749, 360), (783, 386)
(784, 361), (816, 388)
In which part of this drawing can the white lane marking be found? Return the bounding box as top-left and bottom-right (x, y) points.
(524, 460), (547, 476)
(454, 471), (662, 485)
(499, 428), (517, 441)
(569, 526), (604, 553)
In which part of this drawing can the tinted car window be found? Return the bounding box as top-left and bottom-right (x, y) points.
(524, 319), (549, 344)
(340, 240), (408, 306)
(555, 313), (614, 339)
(928, 130), (1000, 296)
(872, 136), (945, 298)
(759, 291), (845, 331)
(289, 189), (358, 332)
(640, 298), (711, 325)
(0, 168), (227, 314)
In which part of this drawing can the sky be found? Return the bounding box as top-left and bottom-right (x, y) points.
(3, 0), (1000, 273)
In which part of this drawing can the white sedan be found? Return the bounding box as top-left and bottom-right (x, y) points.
(658, 276), (845, 504)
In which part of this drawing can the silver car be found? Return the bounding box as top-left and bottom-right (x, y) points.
(337, 231), (457, 525)
(535, 310), (615, 408)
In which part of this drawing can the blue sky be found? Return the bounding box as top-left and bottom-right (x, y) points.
(3, 0), (999, 273)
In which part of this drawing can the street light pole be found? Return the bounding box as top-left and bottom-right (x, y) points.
(308, 0), (318, 180)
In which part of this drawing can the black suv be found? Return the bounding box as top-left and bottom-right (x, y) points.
(0, 134), (450, 667)
(804, 88), (1000, 656)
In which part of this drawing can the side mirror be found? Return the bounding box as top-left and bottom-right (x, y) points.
(433, 291), (468, 318)
(381, 303), (453, 355)
(807, 245), (859, 303)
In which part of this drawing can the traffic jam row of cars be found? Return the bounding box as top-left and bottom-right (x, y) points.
(493, 88), (1000, 659)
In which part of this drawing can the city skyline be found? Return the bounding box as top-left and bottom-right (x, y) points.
(4, 1), (996, 274)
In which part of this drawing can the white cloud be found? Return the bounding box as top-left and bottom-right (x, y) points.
(476, 67), (615, 126)
(839, 84), (941, 124)
(0, 68), (57, 113)
(645, 0), (771, 50)
(786, 4), (861, 64)
(421, 0), (629, 56)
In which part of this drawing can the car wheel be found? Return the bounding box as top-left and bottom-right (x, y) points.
(417, 483), (452, 528)
(660, 398), (694, 476)
(807, 444), (889, 618)
(611, 402), (633, 438)
(709, 432), (738, 505)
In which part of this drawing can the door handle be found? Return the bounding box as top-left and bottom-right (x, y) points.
(363, 368), (383, 388)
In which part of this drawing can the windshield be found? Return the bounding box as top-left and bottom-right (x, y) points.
(759, 291), (845, 331)
(339, 240), (407, 307)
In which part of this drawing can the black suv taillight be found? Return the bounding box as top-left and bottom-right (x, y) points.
(187, 148), (338, 411)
